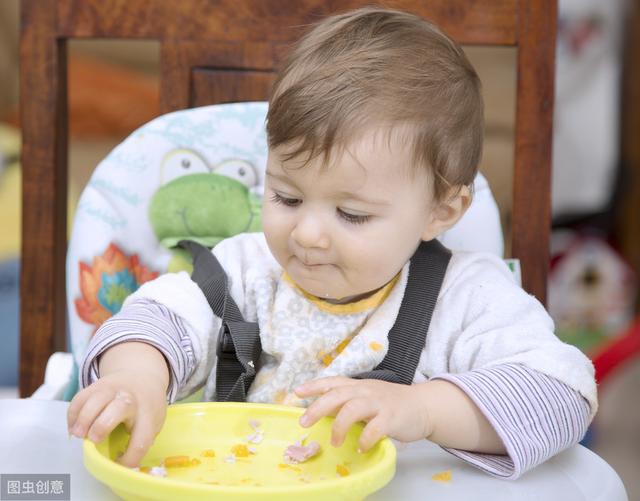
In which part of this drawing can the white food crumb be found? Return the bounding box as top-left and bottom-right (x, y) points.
(246, 431), (264, 444)
(149, 466), (167, 477)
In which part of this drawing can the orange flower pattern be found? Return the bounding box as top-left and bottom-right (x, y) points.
(75, 243), (159, 331)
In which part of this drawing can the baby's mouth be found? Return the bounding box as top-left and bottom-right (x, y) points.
(293, 253), (329, 267)
(298, 258), (331, 268)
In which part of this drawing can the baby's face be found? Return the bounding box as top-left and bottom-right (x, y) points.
(262, 128), (442, 302)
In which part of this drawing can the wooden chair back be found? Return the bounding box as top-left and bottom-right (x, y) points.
(19, 0), (556, 396)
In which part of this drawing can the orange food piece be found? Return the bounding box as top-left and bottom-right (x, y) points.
(231, 444), (251, 457)
(369, 341), (383, 352)
(201, 449), (216, 458)
(336, 464), (350, 477)
(431, 469), (452, 483)
(191, 458), (201, 466)
(139, 466), (151, 474)
(320, 337), (354, 366)
(164, 455), (192, 468)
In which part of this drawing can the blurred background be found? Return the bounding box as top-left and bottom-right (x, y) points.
(1, 0), (639, 497)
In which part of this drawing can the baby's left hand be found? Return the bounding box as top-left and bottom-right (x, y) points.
(295, 377), (431, 452)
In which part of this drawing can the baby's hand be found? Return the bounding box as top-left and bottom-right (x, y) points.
(295, 377), (432, 452)
(67, 370), (167, 467)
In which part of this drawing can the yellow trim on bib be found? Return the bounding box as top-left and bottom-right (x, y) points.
(282, 272), (400, 314)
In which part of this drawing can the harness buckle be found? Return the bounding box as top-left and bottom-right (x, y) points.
(216, 323), (236, 359)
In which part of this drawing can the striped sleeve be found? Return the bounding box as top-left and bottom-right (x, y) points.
(80, 298), (196, 403)
(432, 363), (592, 480)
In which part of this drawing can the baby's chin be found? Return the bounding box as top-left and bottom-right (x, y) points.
(295, 278), (380, 305)
(288, 273), (349, 301)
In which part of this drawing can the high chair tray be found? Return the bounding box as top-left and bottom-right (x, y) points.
(0, 399), (628, 501)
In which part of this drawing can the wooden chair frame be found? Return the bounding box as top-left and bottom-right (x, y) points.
(19, 0), (557, 396)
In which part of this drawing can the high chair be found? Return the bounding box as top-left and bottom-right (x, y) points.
(19, 0), (557, 397)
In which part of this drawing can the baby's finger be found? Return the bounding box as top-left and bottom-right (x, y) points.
(67, 387), (95, 430)
(68, 390), (114, 438)
(295, 376), (353, 398)
(86, 393), (137, 443)
(358, 415), (387, 452)
(331, 397), (375, 447)
(117, 413), (158, 468)
(300, 385), (361, 428)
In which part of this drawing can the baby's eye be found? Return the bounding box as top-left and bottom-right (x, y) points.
(271, 192), (302, 207)
(338, 209), (371, 225)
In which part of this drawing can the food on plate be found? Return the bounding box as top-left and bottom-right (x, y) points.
(336, 463), (350, 477)
(231, 444), (252, 458)
(283, 435), (322, 464)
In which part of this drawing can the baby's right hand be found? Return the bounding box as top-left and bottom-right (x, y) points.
(67, 370), (168, 467)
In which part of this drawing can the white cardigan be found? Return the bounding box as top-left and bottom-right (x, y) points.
(124, 232), (597, 415)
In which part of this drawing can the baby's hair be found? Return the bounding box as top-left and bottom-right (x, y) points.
(266, 6), (484, 202)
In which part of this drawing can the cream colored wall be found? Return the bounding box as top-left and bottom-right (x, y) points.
(466, 47), (516, 247)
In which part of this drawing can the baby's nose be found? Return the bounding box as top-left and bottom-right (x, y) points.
(291, 213), (330, 250)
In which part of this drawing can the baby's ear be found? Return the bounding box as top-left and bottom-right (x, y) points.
(421, 185), (472, 240)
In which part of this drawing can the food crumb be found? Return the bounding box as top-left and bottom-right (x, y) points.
(247, 431), (264, 444)
(369, 341), (383, 352)
(164, 455), (193, 468)
(336, 464), (350, 477)
(231, 444), (251, 457)
(284, 436), (321, 464)
(247, 419), (265, 444)
(431, 469), (452, 483)
(201, 449), (216, 458)
(149, 466), (167, 477)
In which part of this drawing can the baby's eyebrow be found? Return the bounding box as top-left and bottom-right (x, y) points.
(266, 171), (298, 187)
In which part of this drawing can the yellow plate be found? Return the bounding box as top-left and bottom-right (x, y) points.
(84, 402), (396, 500)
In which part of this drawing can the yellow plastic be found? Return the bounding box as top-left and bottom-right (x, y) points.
(84, 402), (396, 501)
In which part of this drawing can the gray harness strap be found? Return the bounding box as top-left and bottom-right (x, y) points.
(178, 240), (261, 401)
(354, 239), (451, 384)
(178, 238), (451, 401)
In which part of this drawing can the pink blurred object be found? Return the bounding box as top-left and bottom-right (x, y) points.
(592, 316), (640, 384)
(283, 439), (321, 464)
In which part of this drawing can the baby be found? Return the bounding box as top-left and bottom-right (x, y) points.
(68, 7), (596, 480)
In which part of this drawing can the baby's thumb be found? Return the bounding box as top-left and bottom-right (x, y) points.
(117, 416), (156, 468)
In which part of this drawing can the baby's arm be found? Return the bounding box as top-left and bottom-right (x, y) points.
(430, 363), (590, 478)
(412, 377), (506, 453)
(69, 270), (221, 467)
(422, 253), (595, 478)
(67, 340), (170, 467)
